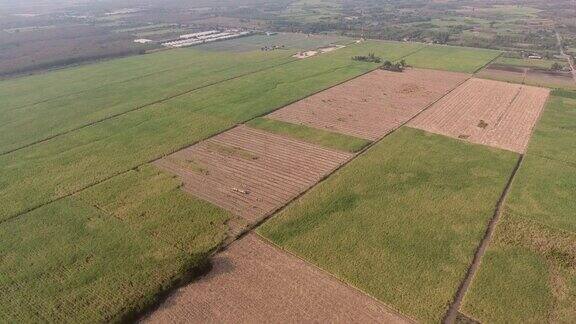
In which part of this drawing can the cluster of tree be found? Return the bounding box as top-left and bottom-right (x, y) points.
(381, 59), (407, 72)
(352, 53), (382, 63)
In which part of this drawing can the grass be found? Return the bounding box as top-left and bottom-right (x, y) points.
(462, 214), (576, 323)
(0, 165), (230, 322)
(0, 47), (240, 109)
(462, 90), (576, 322)
(0, 49), (292, 154)
(528, 93), (576, 163)
(258, 127), (518, 323)
(403, 45), (501, 73)
(505, 155), (576, 233)
(352, 39), (424, 62)
(76, 165), (230, 253)
(246, 117), (370, 152)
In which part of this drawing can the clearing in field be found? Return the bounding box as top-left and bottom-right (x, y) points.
(409, 78), (550, 153)
(143, 233), (411, 324)
(259, 127), (518, 323)
(268, 68), (469, 140)
(154, 125), (352, 223)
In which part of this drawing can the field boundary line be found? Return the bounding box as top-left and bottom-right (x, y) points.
(253, 233), (418, 323)
(0, 52), (381, 227)
(442, 154), (524, 324)
(472, 51), (503, 75)
(0, 58), (300, 157)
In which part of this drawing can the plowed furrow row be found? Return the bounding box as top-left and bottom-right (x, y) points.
(155, 125), (350, 223)
(408, 78), (550, 153)
(188, 146), (331, 187)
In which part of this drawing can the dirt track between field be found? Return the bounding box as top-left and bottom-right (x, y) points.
(142, 233), (413, 324)
(154, 125), (352, 223)
(267, 68), (469, 140)
(409, 78), (550, 153)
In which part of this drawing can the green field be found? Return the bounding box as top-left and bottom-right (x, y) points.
(403, 45), (501, 73)
(0, 165), (230, 322)
(259, 127), (518, 322)
(0, 49), (292, 154)
(462, 90), (576, 322)
(528, 93), (576, 163)
(246, 118), (370, 152)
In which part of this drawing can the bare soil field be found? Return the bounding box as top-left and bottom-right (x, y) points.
(526, 69), (576, 89)
(476, 65), (526, 84)
(267, 68), (469, 140)
(477, 64), (576, 90)
(408, 78), (550, 153)
(154, 125), (352, 223)
(143, 233), (412, 324)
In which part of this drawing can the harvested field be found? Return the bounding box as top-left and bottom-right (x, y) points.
(143, 233), (411, 324)
(154, 125), (352, 223)
(409, 78), (550, 153)
(268, 68), (469, 140)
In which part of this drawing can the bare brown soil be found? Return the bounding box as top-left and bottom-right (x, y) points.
(478, 64), (576, 90)
(476, 66), (526, 85)
(409, 78), (550, 153)
(526, 69), (576, 90)
(154, 125), (352, 223)
(267, 68), (469, 140)
(485, 64), (526, 73)
(143, 233), (412, 324)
